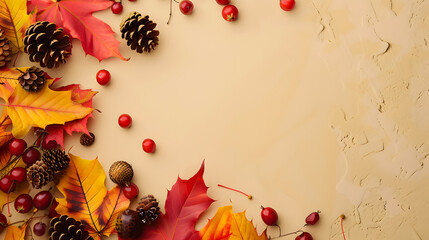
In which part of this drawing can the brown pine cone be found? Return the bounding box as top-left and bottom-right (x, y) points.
(18, 66), (46, 92)
(42, 149), (70, 172)
(49, 215), (94, 240)
(109, 161), (133, 186)
(136, 195), (160, 224)
(27, 160), (54, 189)
(120, 12), (159, 53)
(0, 29), (11, 68)
(80, 132), (95, 146)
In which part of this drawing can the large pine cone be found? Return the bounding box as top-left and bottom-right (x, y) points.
(49, 215), (94, 240)
(27, 160), (54, 189)
(42, 149), (70, 172)
(136, 195), (160, 224)
(0, 29), (11, 68)
(23, 21), (71, 68)
(18, 66), (46, 92)
(109, 161), (133, 186)
(120, 12), (159, 53)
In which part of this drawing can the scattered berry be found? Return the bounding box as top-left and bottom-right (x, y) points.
(8, 139), (27, 156)
(0, 176), (16, 193)
(142, 138), (156, 153)
(216, 0), (230, 5)
(14, 194), (33, 213)
(179, 0), (194, 15)
(280, 0), (295, 11)
(305, 211), (320, 225)
(33, 222), (47, 236)
(96, 69), (111, 85)
(22, 147), (41, 166)
(0, 213), (7, 232)
(261, 206), (278, 226)
(33, 191), (53, 210)
(118, 114), (132, 128)
(222, 5), (238, 21)
(9, 167), (27, 183)
(295, 232), (313, 240)
(123, 183), (139, 199)
(42, 138), (57, 150)
(111, 2), (123, 14)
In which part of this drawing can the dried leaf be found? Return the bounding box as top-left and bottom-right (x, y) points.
(55, 154), (130, 239)
(4, 222), (28, 240)
(200, 206), (268, 240)
(0, 109), (13, 147)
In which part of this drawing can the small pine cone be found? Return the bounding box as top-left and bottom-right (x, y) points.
(49, 215), (94, 240)
(136, 195), (160, 224)
(80, 132), (95, 146)
(42, 149), (70, 172)
(120, 12), (159, 53)
(109, 161), (133, 186)
(0, 29), (12, 68)
(23, 21), (71, 68)
(27, 160), (54, 189)
(18, 66), (46, 92)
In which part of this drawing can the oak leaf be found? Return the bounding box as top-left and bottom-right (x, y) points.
(0, 0), (35, 53)
(124, 162), (214, 240)
(3, 81), (93, 138)
(4, 222), (28, 240)
(199, 206), (268, 240)
(55, 154), (130, 239)
(28, 0), (127, 61)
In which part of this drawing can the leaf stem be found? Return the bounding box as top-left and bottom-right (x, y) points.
(217, 184), (252, 199)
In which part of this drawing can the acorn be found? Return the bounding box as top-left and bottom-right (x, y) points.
(109, 161), (133, 186)
(115, 209), (142, 239)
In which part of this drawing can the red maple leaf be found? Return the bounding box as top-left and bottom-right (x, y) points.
(120, 162), (214, 240)
(45, 84), (97, 147)
(28, 0), (127, 61)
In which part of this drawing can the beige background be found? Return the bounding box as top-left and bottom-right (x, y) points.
(2, 0), (429, 239)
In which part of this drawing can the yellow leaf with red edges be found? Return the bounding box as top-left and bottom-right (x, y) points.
(4, 80), (93, 138)
(0, 0), (35, 53)
(0, 109), (13, 147)
(200, 206), (268, 240)
(4, 222), (28, 240)
(55, 154), (130, 239)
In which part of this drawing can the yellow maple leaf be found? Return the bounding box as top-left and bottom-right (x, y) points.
(55, 154), (130, 239)
(200, 206), (268, 240)
(4, 81), (93, 138)
(4, 222), (28, 240)
(0, 0), (35, 53)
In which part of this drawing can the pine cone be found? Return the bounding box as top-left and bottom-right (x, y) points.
(80, 132), (95, 146)
(23, 21), (71, 68)
(42, 149), (70, 172)
(27, 160), (54, 189)
(120, 12), (159, 53)
(115, 209), (142, 239)
(0, 29), (11, 68)
(136, 195), (160, 224)
(49, 215), (94, 240)
(109, 161), (133, 186)
(18, 66), (46, 92)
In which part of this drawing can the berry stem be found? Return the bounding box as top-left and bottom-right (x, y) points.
(340, 215), (346, 240)
(7, 192), (11, 217)
(269, 224), (305, 239)
(217, 184), (252, 199)
(167, 0), (173, 24)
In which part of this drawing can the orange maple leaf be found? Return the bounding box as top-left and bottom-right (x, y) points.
(4, 222), (28, 240)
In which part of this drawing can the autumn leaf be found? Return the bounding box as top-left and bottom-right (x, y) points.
(55, 154), (130, 239)
(199, 206), (268, 240)
(45, 84), (97, 147)
(4, 222), (28, 240)
(125, 162), (214, 240)
(0, 109), (13, 147)
(0, 67), (24, 102)
(28, 0), (127, 61)
(0, 0), (35, 53)
(3, 81), (93, 138)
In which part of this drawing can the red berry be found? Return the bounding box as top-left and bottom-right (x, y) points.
(142, 139), (156, 153)
(222, 5), (238, 22)
(14, 194), (33, 213)
(33, 191), (53, 210)
(280, 0), (295, 11)
(22, 147), (41, 166)
(118, 114), (132, 128)
(42, 138), (58, 150)
(9, 167), (27, 184)
(261, 207), (278, 226)
(305, 211), (320, 225)
(8, 139), (27, 156)
(216, 0), (230, 5)
(33, 222), (47, 236)
(0, 176), (16, 193)
(123, 183), (139, 199)
(111, 2), (123, 14)
(96, 69), (111, 85)
(295, 232), (313, 240)
(0, 213), (7, 232)
(179, 0), (194, 15)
